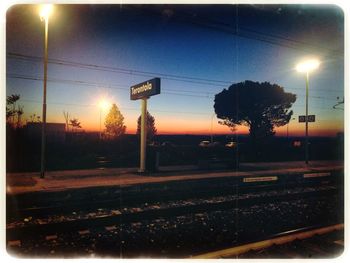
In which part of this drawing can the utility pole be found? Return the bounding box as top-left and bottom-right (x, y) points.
(40, 6), (52, 178)
(305, 72), (309, 164)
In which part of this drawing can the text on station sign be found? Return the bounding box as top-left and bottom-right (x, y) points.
(130, 78), (161, 100)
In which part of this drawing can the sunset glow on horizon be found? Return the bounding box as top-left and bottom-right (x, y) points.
(40, 108), (343, 138)
(7, 4), (343, 138)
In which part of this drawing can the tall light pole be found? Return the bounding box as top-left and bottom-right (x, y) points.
(39, 4), (53, 178)
(210, 113), (215, 143)
(98, 99), (110, 140)
(296, 59), (320, 165)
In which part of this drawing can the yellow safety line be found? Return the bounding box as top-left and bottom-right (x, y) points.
(192, 223), (344, 259)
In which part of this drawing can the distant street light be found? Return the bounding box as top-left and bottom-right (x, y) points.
(39, 4), (54, 178)
(210, 113), (215, 143)
(296, 58), (320, 164)
(98, 99), (110, 139)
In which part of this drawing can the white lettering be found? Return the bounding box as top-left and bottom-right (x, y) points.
(131, 82), (152, 95)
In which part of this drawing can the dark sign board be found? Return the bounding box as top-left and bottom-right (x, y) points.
(299, 115), (316, 123)
(130, 78), (161, 100)
(299, 116), (306, 122)
(308, 115), (316, 122)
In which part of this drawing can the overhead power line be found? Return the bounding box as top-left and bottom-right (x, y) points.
(20, 97), (339, 113)
(8, 73), (338, 112)
(7, 52), (231, 88)
(7, 52), (344, 95)
(20, 98), (211, 116)
(7, 73), (340, 102)
(7, 73), (216, 99)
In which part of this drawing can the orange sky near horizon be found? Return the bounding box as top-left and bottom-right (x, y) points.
(42, 108), (343, 137)
(22, 93), (343, 138)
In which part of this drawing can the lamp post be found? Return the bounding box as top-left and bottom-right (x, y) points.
(210, 113), (215, 143)
(98, 100), (109, 140)
(39, 4), (53, 178)
(100, 109), (102, 139)
(296, 59), (320, 165)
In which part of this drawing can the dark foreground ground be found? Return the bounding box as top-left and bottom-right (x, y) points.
(7, 185), (343, 258)
(6, 161), (344, 258)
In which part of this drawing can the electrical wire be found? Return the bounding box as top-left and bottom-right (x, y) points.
(7, 72), (340, 102)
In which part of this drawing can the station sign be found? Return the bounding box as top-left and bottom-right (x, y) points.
(303, 172), (331, 178)
(299, 115), (315, 123)
(130, 78), (161, 100)
(243, 176), (278, 183)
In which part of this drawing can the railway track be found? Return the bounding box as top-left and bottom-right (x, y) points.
(7, 170), (342, 219)
(6, 171), (344, 257)
(7, 183), (341, 242)
(192, 224), (344, 258)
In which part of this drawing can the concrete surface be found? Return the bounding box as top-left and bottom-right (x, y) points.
(6, 160), (343, 195)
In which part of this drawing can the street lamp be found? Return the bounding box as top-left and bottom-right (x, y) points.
(98, 99), (110, 139)
(39, 4), (53, 178)
(296, 58), (320, 164)
(210, 113), (216, 143)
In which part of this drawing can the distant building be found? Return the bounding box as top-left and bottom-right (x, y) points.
(26, 122), (66, 142)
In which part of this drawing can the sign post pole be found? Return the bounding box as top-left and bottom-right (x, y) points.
(139, 98), (148, 173)
(130, 77), (160, 173)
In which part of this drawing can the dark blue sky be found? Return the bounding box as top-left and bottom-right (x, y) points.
(6, 4), (344, 135)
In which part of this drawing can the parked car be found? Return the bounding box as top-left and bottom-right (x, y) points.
(225, 141), (236, 148)
(199, 141), (211, 147)
(199, 141), (221, 147)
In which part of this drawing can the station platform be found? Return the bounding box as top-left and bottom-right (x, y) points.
(6, 160), (343, 195)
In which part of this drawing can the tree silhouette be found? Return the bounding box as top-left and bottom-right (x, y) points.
(16, 106), (24, 128)
(29, 114), (41, 123)
(6, 94), (23, 128)
(6, 94), (20, 109)
(136, 111), (157, 142)
(104, 103), (126, 139)
(214, 80), (296, 142)
(69, 118), (82, 131)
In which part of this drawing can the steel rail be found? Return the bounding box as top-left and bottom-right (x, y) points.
(6, 187), (339, 241)
(192, 223), (344, 258)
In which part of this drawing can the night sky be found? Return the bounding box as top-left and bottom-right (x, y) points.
(6, 4), (344, 135)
